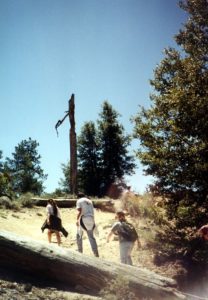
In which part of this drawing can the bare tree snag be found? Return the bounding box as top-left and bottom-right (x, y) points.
(0, 231), (186, 300)
(55, 94), (78, 195)
(69, 94), (77, 195)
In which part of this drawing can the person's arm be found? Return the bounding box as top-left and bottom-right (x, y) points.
(107, 223), (118, 242)
(76, 208), (82, 226)
(46, 205), (51, 224)
(57, 207), (61, 219)
(107, 230), (114, 243)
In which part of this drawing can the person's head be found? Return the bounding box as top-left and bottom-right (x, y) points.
(47, 199), (58, 213)
(47, 199), (53, 205)
(116, 210), (126, 221)
(77, 192), (85, 198)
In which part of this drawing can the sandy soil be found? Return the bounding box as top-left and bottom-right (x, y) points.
(0, 205), (141, 266)
(0, 204), (178, 299)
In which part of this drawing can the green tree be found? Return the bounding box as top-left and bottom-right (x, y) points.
(61, 102), (135, 197)
(98, 101), (135, 196)
(59, 162), (70, 193)
(77, 121), (101, 196)
(5, 138), (47, 195)
(133, 0), (208, 225)
(0, 151), (13, 198)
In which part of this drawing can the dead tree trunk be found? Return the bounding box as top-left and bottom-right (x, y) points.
(0, 231), (186, 300)
(55, 94), (78, 195)
(69, 94), (77, 195)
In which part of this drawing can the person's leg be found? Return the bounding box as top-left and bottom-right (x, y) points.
(126, 251), (133, 265)
(126, 242), (134, 265)
(119, 242), (133, 265)
(86, 229), (99, 257)
(55, 231), (61, 246)
(119, 242), (126, 264)
(76, 227), (83, 253)
(47, 230), (52, 243)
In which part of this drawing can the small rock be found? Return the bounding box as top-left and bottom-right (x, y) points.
(36, 213), (43, 216)
(24, 283), (32, 292)
(0, 288), (6, 294)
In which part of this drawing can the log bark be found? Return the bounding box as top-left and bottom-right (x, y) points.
(0, 231), (186, 299)
(32, 198), (115, 211)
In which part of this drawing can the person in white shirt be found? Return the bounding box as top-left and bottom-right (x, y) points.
(76, 193), (99, 257)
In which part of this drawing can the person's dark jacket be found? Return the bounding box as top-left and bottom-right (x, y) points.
(41, 215), (68, 237)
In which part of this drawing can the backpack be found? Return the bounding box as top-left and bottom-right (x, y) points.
(119, 221), (138, 242)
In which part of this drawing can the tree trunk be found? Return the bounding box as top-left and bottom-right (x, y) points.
(69, 94), (77, 195)
(0, 231), (186, 299)
(32, 198), (115, 211)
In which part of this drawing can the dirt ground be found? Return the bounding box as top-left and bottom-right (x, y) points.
(0, 203), (176, 299)
(0, 205), (142, 265)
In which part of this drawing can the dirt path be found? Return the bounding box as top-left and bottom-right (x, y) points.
(0, 206), (140, 265)
(0, 205), (192, 299)
(0, 204), (180, 279)
(0, 206), (127, 299)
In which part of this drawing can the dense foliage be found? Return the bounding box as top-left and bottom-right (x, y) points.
(133, 0), (208, 227)
(4, 138), (47, 196)
(58, 162), (71, 194)
(60, 101), (135, 196)
(0, 151), (13, 198)
(77, 121), (101, 196)
(97, 101), (135, 196)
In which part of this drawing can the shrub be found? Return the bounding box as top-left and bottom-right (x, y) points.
(122, 192), (167, 226)
(175, 200), (208, 229)
(19, 193), (35, 208)
(0, 196), (20, 210)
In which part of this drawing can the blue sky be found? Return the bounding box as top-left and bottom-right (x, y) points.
(0, 0), (187, 194)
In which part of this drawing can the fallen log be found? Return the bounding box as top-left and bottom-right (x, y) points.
(32, 198), (115, 211)
(0, 231), (186, 299)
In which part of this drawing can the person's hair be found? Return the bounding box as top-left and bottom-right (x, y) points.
(78, 192), (85, 198)
(48, 198), (58, 216)
(116, 210), (126, 219)
(116, 209), (125, 215)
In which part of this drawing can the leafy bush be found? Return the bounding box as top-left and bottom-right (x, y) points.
(18, 193), (35, 208)
(0, 196), (20, 210)
(175, 200), (208, 229)
(122, 192), (167, 226)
